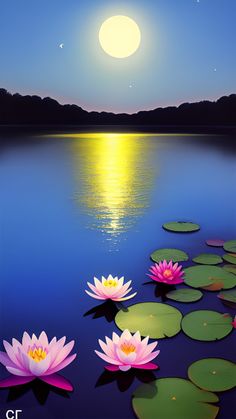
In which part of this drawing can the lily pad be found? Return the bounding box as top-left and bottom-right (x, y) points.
(206, 239), (225, 247)
(184, 265), (236, 290)
(166, 289), (203, 303)
(223, 240), (236, 253)
(162, 221), (200, 233)
(222, 253), (236, 265)
(217, 289), (236, 304)
(132, 378), (219, 419)
(115, 302), (182, 339)
(192, 254), (223, 265)
(223, 264), (236, 275)
(181, 310), (233, 341)
(188, 358), (236, 392)
(151, 248), (188, 263)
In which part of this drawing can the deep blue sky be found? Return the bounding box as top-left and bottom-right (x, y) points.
(0, 0), (235, 113)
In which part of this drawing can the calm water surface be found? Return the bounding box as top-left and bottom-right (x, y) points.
(0, 133), (235, 419)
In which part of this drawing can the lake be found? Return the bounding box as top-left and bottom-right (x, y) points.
(0, 132), (235, 419)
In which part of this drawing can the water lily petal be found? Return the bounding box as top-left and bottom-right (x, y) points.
(0, 376), (34, 388)
(136, 350), (160, 365)
(3, 341), (21, 368)
(116, 348), (137, 364)
(94, 350), (120, 365)
(22, 332), (32, 351)
(136, 341), (158, 361)
(45, 353), (77, 375)
(98, 339), (115, 358)
(0, 352), (16, 368)
(105, 365), (119, 371)
(119, 365), (131, 371)
(112, 287), (133, 299)
(113, 292), (137, 301)
(19, 352), (30, 372)
(6, 366), (33, 377)
(87, 282), (106, 297)
(120, 329), (132, 342)
(105, 336), (116, 355)
(94, 278), (105, 294)
(133, 362), (158, 370)
(40, 374), (73, 391)
(132, 331), (141, 344)
(50, 340), (75, 368)
(48, 337), (66, 364)
(38, 331), (49, 348)
(85, 290), (105, 300)
(112, 332), (120, 344)
(29, 354), (51, 376)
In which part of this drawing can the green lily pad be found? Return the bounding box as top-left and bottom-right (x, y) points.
(217, 289), (236, 304)
(223, 264), (236, 275)
(192, 254), (223, 265)
(162, 221), (200, 233)
(151, 248), (188, 263)
(188, 358), (236, 392)
(115, 302), (182, 339)
(181, 310), (233, 341)
(184, 265), (236, 290)
(132, 378), (219, 419)
(166, 289), (203, 303)
(222, 253), (236, 264)
(223, 240), (236, 253)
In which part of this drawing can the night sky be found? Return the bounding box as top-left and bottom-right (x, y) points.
(1, 0), (235, 113)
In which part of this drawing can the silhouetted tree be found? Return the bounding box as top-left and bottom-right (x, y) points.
(0, 88), (235, 126)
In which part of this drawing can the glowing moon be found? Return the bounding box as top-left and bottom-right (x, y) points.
(99, 15), (141, 59)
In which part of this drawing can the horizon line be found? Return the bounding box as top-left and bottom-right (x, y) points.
(1, 87), (235, 116)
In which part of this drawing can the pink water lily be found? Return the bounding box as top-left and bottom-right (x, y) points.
(95, 329), (160, 372)
(0, 332), (77, 391)
(148, 260), (184, 285)
(85, 275), (137, 301)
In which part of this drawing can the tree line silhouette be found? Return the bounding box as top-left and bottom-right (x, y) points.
(0, 88), (235, 126)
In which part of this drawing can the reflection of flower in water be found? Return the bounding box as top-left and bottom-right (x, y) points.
(71, 133), (155, 240)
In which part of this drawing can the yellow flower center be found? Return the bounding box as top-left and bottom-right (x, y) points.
(163, 269), (172, 278)
(28, 347), (47, 363)
(120, 342), (136, 355)
(104, 279), (118, 287)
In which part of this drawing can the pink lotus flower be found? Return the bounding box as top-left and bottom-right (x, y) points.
(148, 260), (184, 285)
(95, 329), (160, 372)
(0, 332), (77, 391)
(85, 275), (137, 301)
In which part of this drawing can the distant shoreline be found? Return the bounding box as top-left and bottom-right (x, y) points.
(1, 89), (235, 131)
(0, 124), (235, 136)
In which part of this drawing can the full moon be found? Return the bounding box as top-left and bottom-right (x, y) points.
(99, 15), (141, 59)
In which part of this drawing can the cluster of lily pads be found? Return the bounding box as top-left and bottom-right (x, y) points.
(127, 222), (236, 419)
(84, 222), (236, 418)
(0, 221), (235, 418)
(112, 222), (236, 418)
